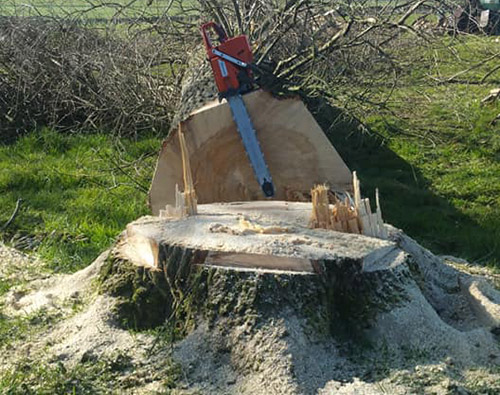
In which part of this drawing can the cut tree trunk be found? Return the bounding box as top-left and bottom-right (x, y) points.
(104, 201), (500, 337)
(98, 201), (500, 392)
(105, 201), (403, 332)
(149, 90), (352, 214)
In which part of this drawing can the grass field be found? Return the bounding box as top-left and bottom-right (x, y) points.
(0, 0), (189, 18)
(0, 130), (160, 274)
(351, 35), (500, 266)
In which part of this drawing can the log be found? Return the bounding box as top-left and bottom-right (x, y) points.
(149, 90), (352, 214)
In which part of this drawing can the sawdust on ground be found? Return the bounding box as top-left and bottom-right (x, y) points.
(1, 227), (499, 394)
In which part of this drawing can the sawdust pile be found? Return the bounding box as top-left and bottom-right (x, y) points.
(0, 226), (499, 393)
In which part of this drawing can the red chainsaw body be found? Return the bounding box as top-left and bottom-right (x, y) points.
(201, 23), (253, 94)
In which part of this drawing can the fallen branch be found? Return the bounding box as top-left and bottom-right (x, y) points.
(275, 21), (353, 79)
(480, 64), (500, 84)
(440, 52), (500, 83)
(397, 0), (428, 25)
(2, 198), (22, 231)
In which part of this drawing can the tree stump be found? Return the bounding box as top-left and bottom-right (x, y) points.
(97, 201), (500, 392)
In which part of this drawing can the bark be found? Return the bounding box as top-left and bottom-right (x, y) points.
(100, 222), (411, 335)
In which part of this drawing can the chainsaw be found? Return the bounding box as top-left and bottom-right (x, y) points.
(201, 22), (275, 198)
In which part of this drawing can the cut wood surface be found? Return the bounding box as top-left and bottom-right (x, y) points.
(204, 252), (315, 273)
(118, 201), (395, 273)
(149, 90), (352, 215)
(179, 126), (197, 216)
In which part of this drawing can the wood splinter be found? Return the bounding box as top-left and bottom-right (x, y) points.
(160, 126), (197, 219)
(179, 126), (197, 216)
(309, 172), (388, 239)
(309, 184), (332, 229)
(353, 171), (387, 239)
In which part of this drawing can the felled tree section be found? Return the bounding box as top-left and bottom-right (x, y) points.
(149, 90), (352, 214)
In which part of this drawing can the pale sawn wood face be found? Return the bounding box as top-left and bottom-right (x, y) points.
(149, 90), (352, 215)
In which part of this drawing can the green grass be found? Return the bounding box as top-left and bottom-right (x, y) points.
(0, 353), (182, 393)
(0, 129), (161, 273)
(1, 357), (122, 394)
(343, 35), (500, 265)
(0, 279), (10, 296)
(0, 0), (193, 18)
(0, 307), (60, 350)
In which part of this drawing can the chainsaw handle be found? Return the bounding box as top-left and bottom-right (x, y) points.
(201, 22), (227, 52)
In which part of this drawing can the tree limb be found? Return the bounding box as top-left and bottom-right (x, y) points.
(2, 199), (22, 231)
(275, 21), (353, 79)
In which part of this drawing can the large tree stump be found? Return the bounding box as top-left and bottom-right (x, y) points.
(100, 201), (499, 366)
(102, 202), (398, 329)
(97, 201), (500, 392)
